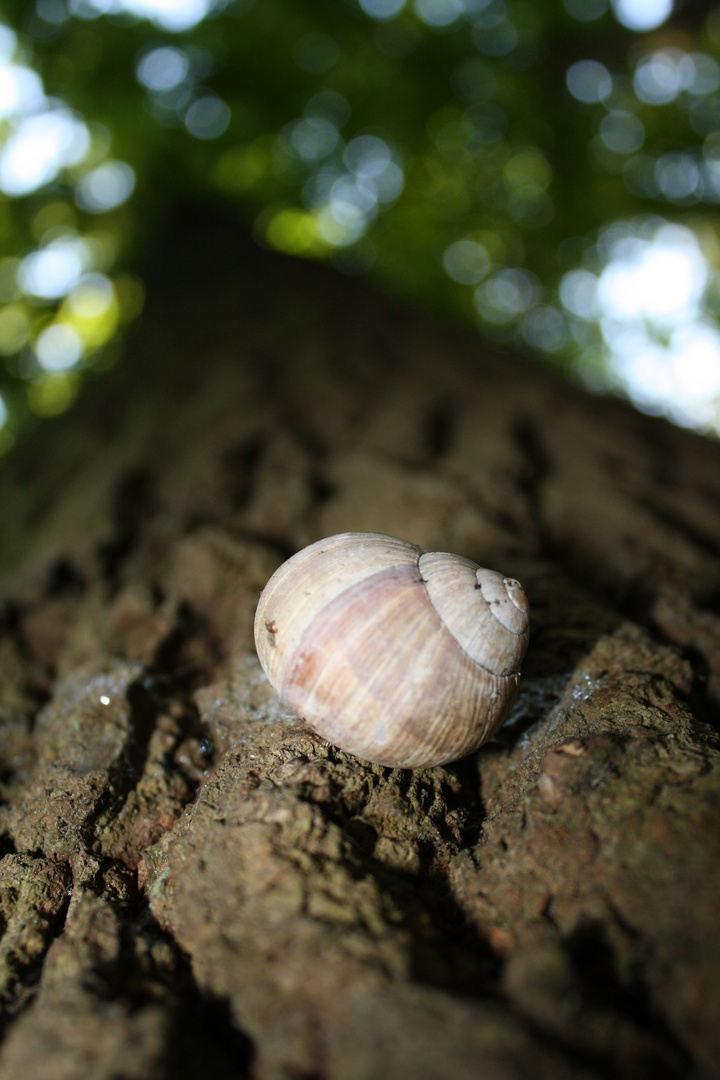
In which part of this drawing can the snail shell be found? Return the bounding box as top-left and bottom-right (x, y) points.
(254, 532), (529, 769)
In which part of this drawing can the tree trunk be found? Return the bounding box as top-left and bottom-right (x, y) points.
(1, 212), (719, 1080)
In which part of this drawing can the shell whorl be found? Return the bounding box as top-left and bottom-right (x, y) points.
(419, 552), (529, 677)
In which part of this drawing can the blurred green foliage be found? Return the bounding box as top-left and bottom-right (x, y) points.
(0, 0), (719, 449)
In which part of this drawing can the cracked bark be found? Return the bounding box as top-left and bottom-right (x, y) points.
(0, 212), (719, 1080)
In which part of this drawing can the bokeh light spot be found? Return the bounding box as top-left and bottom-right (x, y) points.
(655, 154), (700, 202)
(634, 50), (683, 105)
(611, 0), (672, 32)
(35, 323), (83, 371)
(27, 371), (78, 416)
(687, 53), (720, 96)
(475, 268), (539, 324)
(442, 239), (490, 283)
(76, 160), (136, 212)
(316, 200), (367, 247)
(414, 0), (464, 28)
(0, 63), (44, 120)
(559, 269), (599, 320)
(18, 237), (92, 300)
(66, 273), (114, 319)
(609, 323), (720, 429)
(504, 149), (551, 195)
(522, 306), (568, 352)
(37, 0), (71, 23)
(266, 209), (325, 256)
(0, 108), (91, 196)
(185, 96), (230, 139)
(563, 0), (608, 20)
(572, 219), (720, 430)
(359, 0), (406, 19)
(690, 96), (720, 138)
(0, 25), (17, 61)
(566, 60), (612, 104)
(61, 274), (120, 348)
(291, 117), (340, 162)
(622, 154), (658, 198)
(0, 305), (30, 355)
(597, 224), (705, 325)
(600, 111), (644, 155)
(136, 46), (189, 91)
(71, 0), (217, 32)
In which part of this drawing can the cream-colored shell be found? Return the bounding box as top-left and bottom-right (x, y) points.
(254, 532), (529, 769)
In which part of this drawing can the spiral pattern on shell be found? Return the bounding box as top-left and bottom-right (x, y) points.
(254, 532), (529, 769)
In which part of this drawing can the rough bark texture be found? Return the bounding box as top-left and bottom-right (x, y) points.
(1, 215), (719, 1080)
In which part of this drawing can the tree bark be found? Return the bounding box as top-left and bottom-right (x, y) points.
(1, 212), (719, 1080)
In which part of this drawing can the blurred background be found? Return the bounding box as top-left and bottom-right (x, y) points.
(0, 0), (719, 453)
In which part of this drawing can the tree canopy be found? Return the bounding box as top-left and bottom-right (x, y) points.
(0, 0), (719, 448)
